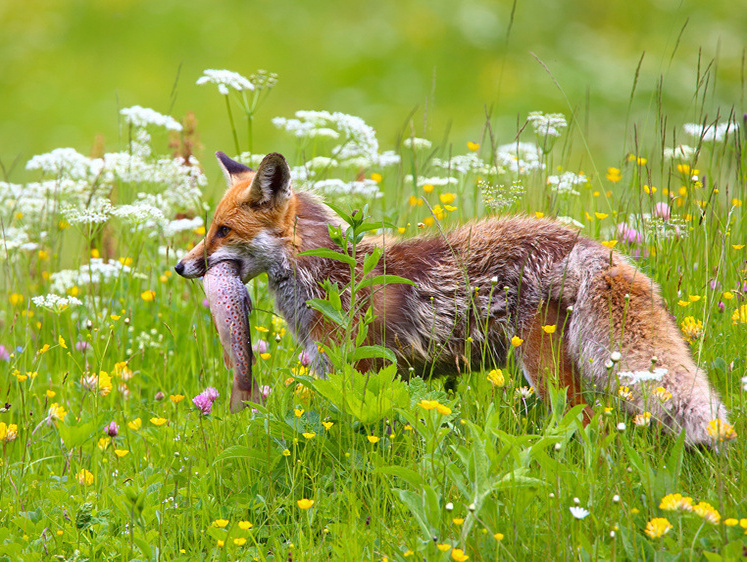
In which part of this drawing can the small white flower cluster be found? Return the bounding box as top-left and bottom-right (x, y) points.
(481, 180), (525, 211)
(495, 142), (544, 175)
(196, 69), (255, 95)
(120, 106), (183, 131)
(50, 258), (145, 294)
(405, 175), (458, 188)
(62, 200), (114, 225)
(432, 154), (491, 175)
(31, 294), (83, 312)
(617, 368), (668, 384)
(162, 216), (204, 238)
(1, 226), (43, 257)
(111, 202), (165, 225)
(663, 144), (696, 160)
(527, 111), (568, 138)
(556, 216), (585, 229)
(311, 179), (382, 198)
(683, 122), (739, 143)
(402, 137), (432, 150)
(26, 147), (103, 181)
(547, 171), (587, 197)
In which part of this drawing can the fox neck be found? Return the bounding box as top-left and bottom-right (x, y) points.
(265, 193), (348, 348)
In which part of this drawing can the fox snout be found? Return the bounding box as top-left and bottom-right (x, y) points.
(175, 240), (209, 278)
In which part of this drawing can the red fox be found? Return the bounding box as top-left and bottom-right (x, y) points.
(175, 151), (729, 446)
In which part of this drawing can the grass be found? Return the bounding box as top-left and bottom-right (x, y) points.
(0, 67), (746, 561)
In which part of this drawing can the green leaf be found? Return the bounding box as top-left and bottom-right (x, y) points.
(298, 247), (356, 267)
(306, 298), (347, 326)
(362, 248), (382, 276)
(350, 345), (396, 364)
(375, 466), (425, 489)
(355, 274), (416, 291)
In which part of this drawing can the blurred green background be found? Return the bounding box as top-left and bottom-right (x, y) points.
(1, 0), (744, 185)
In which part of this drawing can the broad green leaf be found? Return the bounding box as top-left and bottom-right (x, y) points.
(355, 274), (416, 291)
(298, 247), (356, 267)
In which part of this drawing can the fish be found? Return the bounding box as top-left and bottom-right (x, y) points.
(203, 260), (258, 412)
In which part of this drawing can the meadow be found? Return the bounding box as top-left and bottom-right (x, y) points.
(1, 63), (746, 562)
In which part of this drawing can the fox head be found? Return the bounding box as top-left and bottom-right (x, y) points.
(174, 151), (297, 283)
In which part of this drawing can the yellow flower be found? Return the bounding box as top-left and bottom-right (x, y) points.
(541, 324), (556, 334)
(260, 352), (271, 360)
(322, 421), (334, 430)
(444, 204), (457, 212)
(435, 403), (452, 416)
(452, 518), (465, 525)
(732, 304), (747, 324)
(110, 314), (121, 321)
(90, 248), (100, 258)
(437, 544), (451, 552)
(97, 371), (113, 397)
(722, 291), (734, 300)
(46, 389), (56, 399)
(255, 326), (269, 333)
(297, 498), (314, 510)
(467, 141), (480, 151)
(13, 371), (28, 383)
(601, 240), (618, 248)
(97, 437), (110, 450)
(216, 539), (224, 547)
(606, 167), (621, 182)
(238, 520), (253, 530)
(535, 212), (545, 219)
(706, 419), (737, 442)
(114, 449), (129, 458)
(644, 517), (672, 538)
(39, 343), (51, 354)
(451, 549), (469, 561)
(693, 501), (721, 524)
(594, 212), (609, 219)
(511, 336), (523, 347)
(418, 400), (438, 410)
(194, 225), (206, 236)
(119, 257), (133, 266)
(76, 469), (94, 486)
(659, 493), (694, 512)
(724, 518), (739, 526)
(618, 386), (633, 400)
(150, 417), (168, 426)
(688, 294), (701, 302)
(654, 387), (672, 403)
(294, 408), (304, 418)
(439, 193), (456, 205)
(493, 533), (504, 541)
(212, 519), (229, 528)
(371, 172), (383, 183)
(486, 369), (505, 387)
(141, 290), (155, 302)
(680, 316), (703, 343)
(49, 403), (68, 422)
(367, 435), (380, 443)
(302, 432), (316, 440)
(282, 449), (291, 456)
(128, 418), (142, 431)
(233, 538), (247, 546)
(9, 293), (24, 306)
(633, 412), (652, 427)
(423, 183), (434, 194)
(733, 244), (745, 250)
(58, 335), (68, 349)
(38, 249), (49, 260)
(732, 199), (743, 207)
(0, 422), (18, 442)
(170, 394), (185, 404)
(677, 300), (690, 307)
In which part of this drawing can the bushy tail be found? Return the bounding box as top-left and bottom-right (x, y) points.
(547, 239), (728, 447)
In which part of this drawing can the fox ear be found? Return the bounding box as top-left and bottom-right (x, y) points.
(216, 151), (253, 186)
(240, 152), (292, 207)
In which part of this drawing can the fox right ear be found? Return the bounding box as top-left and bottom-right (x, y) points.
(216, 151), (253, 186)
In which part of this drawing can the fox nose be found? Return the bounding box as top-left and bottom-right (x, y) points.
(174, 262), (185, 276)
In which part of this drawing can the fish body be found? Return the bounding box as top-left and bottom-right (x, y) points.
(203, 260), (257, 412)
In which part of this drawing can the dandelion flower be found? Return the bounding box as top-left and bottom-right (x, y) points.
(644, 518), (672, 538)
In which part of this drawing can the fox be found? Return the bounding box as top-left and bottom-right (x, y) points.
(175, 151), (729, 447)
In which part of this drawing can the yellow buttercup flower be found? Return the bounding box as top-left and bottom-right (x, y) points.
(141, 290), (155, 302)
(297, 498), (314, 510)
(170, 394), (185, 404)
(467, 141), (480, 151)
(212, 519), (229, 528)
(451, 548), (469, 561)
(238, 520), (253, 530)
(114, 449), (129, 458)
(367, 435), (380, 443)
(541, 324), (556, 334)
(511, 336), (524, 347)
(150, 417), (167, 426)
(128, 418), (142, 431)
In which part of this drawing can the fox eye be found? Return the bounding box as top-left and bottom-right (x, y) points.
(215, 225), (231, 238)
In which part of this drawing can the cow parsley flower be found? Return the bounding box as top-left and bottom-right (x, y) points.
(663, 144), (696, 160)
(495, 142), (544, 175)
(32, 294), (83, 313)
(196, 69), (255, 95)
(683, 122), (739, 142)
(547, 172), (586, 197)
(617, 368), (668, 384)
(120, 106), (183, 131)
(402, 137), (432, 150)
(62, 200), (114, 225)
(527, 111), (567, 138)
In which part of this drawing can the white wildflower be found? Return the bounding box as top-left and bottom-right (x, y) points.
(311, 179), (381, 198)
(663, 144), (696, 160)
(111, 202), (165, 225)
(120, 106), (182, 131)
(741, 375), (747, 391)
(547, 172), (586, 197)
(196, 69), (255, 95)
(617, 368), (668, 384)
(569, 506), (590, 519)
(527, 111), (567, 138)
(683, 122), (739, 143)
(496, 142), (544, 175)
(375, 150), (401, 167)
(50, 259), (144, 294)
(32, 294), (83, 313)
(481, 180), (525, 210)
(556, 216), (585, 229)
(433, 154), (489, 175)
(404, 175), (458, 187)
(402, 137), (432, 150)
(616, 422), (626, 432)
(306, 156), (338, 170)
(162, 216), (204, 237)
(62, 200), (114, 225)
(26, 148), (103, 181)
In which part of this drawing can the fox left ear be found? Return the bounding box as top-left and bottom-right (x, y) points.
(216, 151), (254, 186)
(240, 152), (292, 207)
